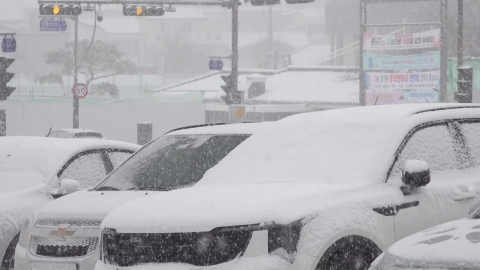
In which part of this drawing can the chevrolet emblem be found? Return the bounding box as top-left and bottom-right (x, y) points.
(50, 228), (76, 237)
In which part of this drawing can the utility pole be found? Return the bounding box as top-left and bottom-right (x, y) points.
(231, 0), (239, 94)
(73, 15), (79, 128)
(268, 5), (273, 53)
(458, 0), (463, 67)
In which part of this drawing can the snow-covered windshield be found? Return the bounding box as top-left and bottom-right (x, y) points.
(95, 135), (249, 191)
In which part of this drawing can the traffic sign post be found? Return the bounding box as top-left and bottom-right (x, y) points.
(73, 83), (88, 99)
(40, 20), (67, 31)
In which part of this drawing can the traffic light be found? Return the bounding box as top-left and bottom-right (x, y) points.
(0, 57), (15, 102)
(123, 5), (165, 16)
(455, 66), (473, 103)
(250, 0), (280, 6)
(220, 74), (242, 105)
(40, 4), (82, 16)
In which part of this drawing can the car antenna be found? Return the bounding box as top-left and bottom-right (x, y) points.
(46, 127), (52, 137)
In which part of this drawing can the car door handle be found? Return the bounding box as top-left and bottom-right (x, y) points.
(454, 192), (477, 201)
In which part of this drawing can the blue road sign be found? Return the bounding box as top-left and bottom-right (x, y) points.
(2, 37), (16, 53)
(40, 20), (67, 32)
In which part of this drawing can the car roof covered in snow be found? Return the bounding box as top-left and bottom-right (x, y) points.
(375, 218), (480, 269)
(0, 137), (140, 193)
(196, 104), (480, 187)
(166, 122), (272, 136)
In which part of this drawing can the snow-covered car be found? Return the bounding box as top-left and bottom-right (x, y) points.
(0, 137), (139, 270)
(15, 123), (268, 270)
(47, 129), (104, 139)
(370, 200), (480, 270)
(96, 104), (480, 270)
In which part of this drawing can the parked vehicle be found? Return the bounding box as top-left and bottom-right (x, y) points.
(15, 123), (268, 270)
(0, 137), (139, 270)
(47, 129), (104, 139)
(371, 200), (480, 269)
(97, 104), (480, 270)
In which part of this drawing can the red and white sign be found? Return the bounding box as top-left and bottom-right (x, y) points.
(73, 84), (88, 99)
(363, 29), (441, 51)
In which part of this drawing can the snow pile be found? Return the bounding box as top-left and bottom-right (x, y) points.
(404, 160), (430, 173)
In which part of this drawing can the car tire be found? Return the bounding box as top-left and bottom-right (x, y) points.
(1, 234), (19, 270)
(315, 235), (382, 270)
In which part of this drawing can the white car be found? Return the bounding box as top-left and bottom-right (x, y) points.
(15, 123), (268, 270)
(370, 200), (480, 269)
(47, 129), (104, 139)
(96, 104), (480, 270)
(0, 137), (139, 270)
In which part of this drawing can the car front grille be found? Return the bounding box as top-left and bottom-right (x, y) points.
(35, 220), (102, 229)
(102, 230), (252, 267)
(30, 236), (99, 258)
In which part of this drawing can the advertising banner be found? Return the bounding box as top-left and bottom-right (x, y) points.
(363, 51), (440, 71)
(363, 29), (440, 51)
(366, 91), (439, 105)
(365, 70), (441, 91)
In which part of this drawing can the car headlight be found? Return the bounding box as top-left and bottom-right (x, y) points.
(18, 214), (34, 248)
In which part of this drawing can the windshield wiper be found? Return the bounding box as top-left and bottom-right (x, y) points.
(125, 186), (173, 191)
(95, 186), (120, 191)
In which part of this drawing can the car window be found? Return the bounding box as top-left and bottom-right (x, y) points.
(56, 131), (70, 138)
(96, 135), (249, 191)
(47, 131), (58, 138)
(459, 121), (480, 166)
(74, 132), (103, 139)
(107, 150), (134, 168)
(391, 124), (460, 176)
(59, 150), (108, 189)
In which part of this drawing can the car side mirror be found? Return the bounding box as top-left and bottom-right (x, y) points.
(58, 179), (82, 195)
(400, 160), (430, 195)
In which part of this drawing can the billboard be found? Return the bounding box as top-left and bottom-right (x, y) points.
(363, 51), (440, 71)
(363, 29), (440, 51)
(365, 70), (441, 91)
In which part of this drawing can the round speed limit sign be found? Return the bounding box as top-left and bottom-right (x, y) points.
(73, 84), (88, 99)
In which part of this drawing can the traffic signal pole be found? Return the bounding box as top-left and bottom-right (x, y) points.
(73, 15), (79, 128)
(231, 0), (239, 93)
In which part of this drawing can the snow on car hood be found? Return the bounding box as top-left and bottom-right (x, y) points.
(375, 218), (480, 269)
(101, 182), (405, 233)
(34, 190), (152, 221)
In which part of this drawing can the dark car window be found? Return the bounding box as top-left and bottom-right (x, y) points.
(96, 135), (249, 191)
(74, 132), (103, 139)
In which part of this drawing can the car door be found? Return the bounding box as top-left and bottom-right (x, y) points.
(387, 121), (475, 241)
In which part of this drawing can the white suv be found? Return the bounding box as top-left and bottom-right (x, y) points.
(15, 123), (268, 270)
(97, 104), (480, 270)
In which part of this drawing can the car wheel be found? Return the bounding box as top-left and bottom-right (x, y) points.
(315, 236), (382, 270)
(1, 234), (19, 270)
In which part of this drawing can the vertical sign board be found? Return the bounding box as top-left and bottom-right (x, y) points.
(362, 29), (442, 105)
(0, 109), (5, 136)
(2, 37), (16, 53)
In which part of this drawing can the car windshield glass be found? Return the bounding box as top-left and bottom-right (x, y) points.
(95, 135), (249, 191)
(74, 132), (103, 138)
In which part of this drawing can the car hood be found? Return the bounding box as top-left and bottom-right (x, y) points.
(372, 218), (480, 269)
(35, 190), (152, 222)
(101, 182), (399, 233)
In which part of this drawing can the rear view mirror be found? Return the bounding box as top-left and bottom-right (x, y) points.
(59, 179), (81, 195)
(401, 160), (430, 195)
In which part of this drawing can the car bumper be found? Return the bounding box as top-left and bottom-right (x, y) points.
(15, 243), (99, 270)
(94, 255), (299, 270)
